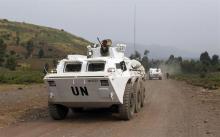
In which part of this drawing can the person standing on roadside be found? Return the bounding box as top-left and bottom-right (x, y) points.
(166, 72), (169, 79)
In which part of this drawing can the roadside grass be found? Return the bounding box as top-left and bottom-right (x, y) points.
(171, 72), (220, 89)
(0, 68), (44, 84)
(0, 56), (58, 85)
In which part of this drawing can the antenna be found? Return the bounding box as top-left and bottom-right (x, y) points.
(44, 66), (48, 74)
(133, 4), (136, 52)
(97, 37), (102, 45)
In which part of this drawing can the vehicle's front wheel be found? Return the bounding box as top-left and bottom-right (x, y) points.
(48, 103), (69, 120)
(119, 83), (135, 120)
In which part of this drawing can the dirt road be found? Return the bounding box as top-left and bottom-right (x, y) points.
(0, 80), (219, 137)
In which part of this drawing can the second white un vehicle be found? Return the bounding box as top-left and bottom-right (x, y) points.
(44, 39), (146, 120)
(149, 68), (163, 80)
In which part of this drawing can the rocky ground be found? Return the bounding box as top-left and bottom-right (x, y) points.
(0, 80), (219, 137)
(0, 84), (48, 127)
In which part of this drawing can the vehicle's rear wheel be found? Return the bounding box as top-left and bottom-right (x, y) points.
(48, 103), (69, 120)
(119, 83), (135, 120)
(159, 77), (162, 80)
(135, 90), (142, 113)
(141, 87), (146, 107)
(134, 80), (142, 113)
(140, 80), (146, 107)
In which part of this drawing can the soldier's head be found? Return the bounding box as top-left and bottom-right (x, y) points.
(101, 39), (112, 47)
(100, 39), (111, 56)
(101, 40), (108, 48)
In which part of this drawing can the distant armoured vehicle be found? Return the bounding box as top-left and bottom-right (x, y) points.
(149, 68), (162, 80)
(44, 39), (146, 120)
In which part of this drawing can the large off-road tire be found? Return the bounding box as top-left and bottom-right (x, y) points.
(119, 83), (135, 120)
(134, 80), (141, 113)
(141, 87), (146, 107)
(139, 80), (146, 107)
(48, 103), (69, 120)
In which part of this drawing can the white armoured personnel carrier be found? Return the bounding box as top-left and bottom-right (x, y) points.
(149, 68), (162, 80)
(44, 39), (146, 120)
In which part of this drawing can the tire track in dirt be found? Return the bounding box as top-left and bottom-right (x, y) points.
(0, 80), (219, 137)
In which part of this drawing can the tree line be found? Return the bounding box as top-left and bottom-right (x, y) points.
(129, 50), (220, 76)
(129, 50), (150, 71)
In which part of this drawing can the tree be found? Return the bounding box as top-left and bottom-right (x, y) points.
(53, 59), (57, 67)
(129, 50), (141, 60)
(142, 50), (150, 71)
(129, 54), (135, 59)
(199, 51), (212, 73)
(129, 50), (141, 61)
(5, 56), (17, 70)
(181, 59), (199, 73)
(135, 51), (141, 61)
(211, 54), (219, 65)
(177, 56), (183, 63)
(38, 48), (44, 58)
(200, 51), (211, 66)
(169, 54), (174, 60)
(26, 40), (34, 58)
(168, 55), (175, 63)
(144, 50), (149, 56)
(0, 39), (6, 66)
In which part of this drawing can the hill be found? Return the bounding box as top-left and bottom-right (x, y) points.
(0, 19), (91, 59)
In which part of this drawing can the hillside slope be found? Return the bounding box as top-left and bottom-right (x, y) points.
(0, 19), (91, 58)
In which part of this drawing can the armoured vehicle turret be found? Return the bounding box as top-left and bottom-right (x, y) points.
(44, 39), (146, 120)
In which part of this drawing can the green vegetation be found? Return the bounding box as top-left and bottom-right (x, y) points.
(141, 50), (150, 71)
(130, 50), (150, 71)
(0, 39), (6, 66)
(163, 52), (220, 89)
(172, 72), (220, 89)
(25, 40), (34, 58)
(131, 50), (220, 89)
(0, 69), (44, 84)
(5, 56), (17, 70)
(0, 19), (91, 59)
(0, 19), (91, 84)
(38, 48), (44, 58)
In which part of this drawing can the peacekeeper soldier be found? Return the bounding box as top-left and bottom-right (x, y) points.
(100, 39), (112, 56)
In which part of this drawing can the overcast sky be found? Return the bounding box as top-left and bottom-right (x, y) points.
(0, 0), (219, 58)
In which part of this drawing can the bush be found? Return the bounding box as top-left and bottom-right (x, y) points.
(199, 72), (206, 78)
(38, 48), (44, 58)
(5, 56), (17, 70)
(3, 19), (8, 22)
(0, 39), (6, 66)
